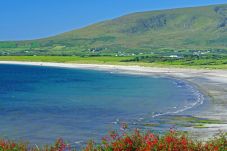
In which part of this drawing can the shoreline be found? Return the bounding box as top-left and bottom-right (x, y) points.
(0, 61), (227, 138)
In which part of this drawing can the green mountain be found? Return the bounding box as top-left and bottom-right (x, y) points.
(0, 4), (227, 56)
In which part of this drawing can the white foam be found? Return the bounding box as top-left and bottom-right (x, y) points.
(151, 81), (205, 118)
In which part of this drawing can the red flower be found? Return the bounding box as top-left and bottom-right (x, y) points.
(0, 141), (6, 148)
(158, 143), (164, 150)
(214, 146), (219, 151)
(11, 143), (16, 148)
(165, 136), (174, 144)
(124, 137), (133, 146)
(181, 137), (187, 146)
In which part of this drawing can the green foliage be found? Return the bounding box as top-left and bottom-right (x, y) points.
(0, 130), (226, 150)
(123, 53), (227, 68)
(84, 130), (227, 151)
(0, 138), (74, 151)
(0, 56), (133, 63)
(0, 55), (227, 69)
(0, 42), (17, 48)
(30, 42), (40, 48)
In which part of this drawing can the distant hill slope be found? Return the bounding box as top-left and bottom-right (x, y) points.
(0, 4), (227, 55)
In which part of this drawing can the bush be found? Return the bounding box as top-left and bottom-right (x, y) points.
(0, 138), (72, 151)
(84, 129), (227, 151)
(0, 129), (226, 150)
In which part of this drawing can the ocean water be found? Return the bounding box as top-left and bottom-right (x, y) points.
(0, 64), (204, 146)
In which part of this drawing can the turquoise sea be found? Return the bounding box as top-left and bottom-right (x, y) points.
(0, 64), (205, 146)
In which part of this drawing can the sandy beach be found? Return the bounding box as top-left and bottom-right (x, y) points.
(0, 61), (227, 138)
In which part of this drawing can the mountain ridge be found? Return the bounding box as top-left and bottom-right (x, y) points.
(0, 4), (227, 55)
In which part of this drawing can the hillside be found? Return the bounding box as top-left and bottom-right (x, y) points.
(0, 4), (227, 56)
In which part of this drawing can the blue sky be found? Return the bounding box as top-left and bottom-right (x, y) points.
(0, 0), (227, 41)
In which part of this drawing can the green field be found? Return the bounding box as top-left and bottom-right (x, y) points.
(0, 55), (226, 69)
(0, 56), (133, 64)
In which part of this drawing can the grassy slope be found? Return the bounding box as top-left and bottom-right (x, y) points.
(0, 56), (133, 64)
(0, 4), (227, 55)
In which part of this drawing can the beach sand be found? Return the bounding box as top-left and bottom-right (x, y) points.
(0, 61), (226, 139)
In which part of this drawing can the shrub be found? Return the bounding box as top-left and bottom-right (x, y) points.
(84, 129), (227, 151)
(0, 130), (226, 150)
